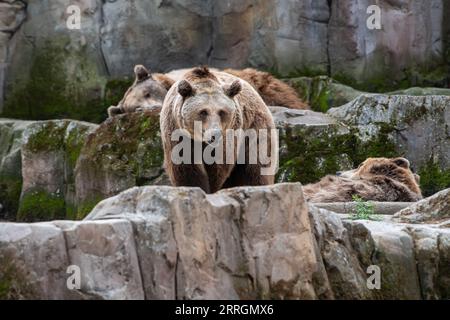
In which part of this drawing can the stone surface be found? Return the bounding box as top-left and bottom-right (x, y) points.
(271, 107), (355, 185)
(53, 219), (145, 299)
(328, 94), (450, 196)
(393, 188), (450, 224)
(314, 202), (412, 215)
(74, 110), (165, 219)
(328, 0), (449, 91)
(0, 119), (33, 219)
(0, 118), (97, 221)
(1, 0), (449, 119)
(288, 76), (450, 113)
(17, 119), (97, 221)
(1, 183), (450, 299)
(86, 183), (329, 299)
(0, 222), (74, 299)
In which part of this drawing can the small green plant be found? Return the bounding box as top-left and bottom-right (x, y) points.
(350, 195), (380, 220)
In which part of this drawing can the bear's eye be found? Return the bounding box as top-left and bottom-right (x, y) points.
(199, 110), (209, 117)
(144, 93), (151, 98)
(218, 110), (227, 118)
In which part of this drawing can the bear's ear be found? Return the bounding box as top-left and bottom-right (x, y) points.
(134, 65), (151, 82)
(178, 80), (195, 98)
(393, 157), (410, 169)
(153, 74), (175, 90)
(224, 80), (242, 98)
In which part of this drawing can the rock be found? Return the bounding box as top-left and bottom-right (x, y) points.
(53, 219), (145, 299)
(74, 110), (165, 219)
(393, 188), (450, 224)
(389, 87), (450, 96)
(0, 118), (97, 221)
(1, 183), (450, 299)
(309, 205), (373, 299)
(287, 76), (364, 112)
(328, 94), (450, 196)
(346, 219), (422, 299)
(287, 77), (450, 113)
(0, 0), (26, 113)
(86, 183), (330, 299)
(17, 120), (97, 221)
(314, 202), (413, 215)
(328, 0), (449, 91)
(1, 1), (449, 119)
(0, 222), (74, 299)
(0, 119), (33, 219)
(271, 107), (355, 185)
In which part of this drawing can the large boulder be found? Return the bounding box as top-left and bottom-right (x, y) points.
(287, 76), (450, 113)
(0, 119), (32, 219)
(328, 94), (450, 196)
(0, 118), (97, 221)
(393, 188), (450, 224)
(17, 120), (97, 221)
(1, 183), (449, 299)
(271, 107), (355, 185)
(74, 110), (165, 219)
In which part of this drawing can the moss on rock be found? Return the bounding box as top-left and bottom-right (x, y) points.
(418, 161), (450, 197)
(2, 40), (109, 123)
(16, 189), (65, 222)
(0, 175), (22, 220)
(75, 110), (164, 219)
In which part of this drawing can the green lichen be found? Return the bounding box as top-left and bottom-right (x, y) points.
(418, 161), (450, 197)
(26, 122), (67, 153)
(0, 175), (22, 220)
(2, 40), (108, 123)
(75, 196), (104, 220)
(83, 111), (163, 175)
(277, 122), (401, 185)
(277, 125), (356, 184)
(75, 111), (164, 219)
(352, 124), (398, 165)
(104, 78), (133, 108)
(17, 189), (66, 222)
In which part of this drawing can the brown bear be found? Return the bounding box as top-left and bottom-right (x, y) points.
(108, 65), (307, 117)
(107, 65), (175, 117)
(224, 68), (308, 110)
(160, 66), (278, 193)
(302, 157), (423, 202)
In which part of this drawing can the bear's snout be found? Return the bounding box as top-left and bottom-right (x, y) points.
(204, 128), (222, 144)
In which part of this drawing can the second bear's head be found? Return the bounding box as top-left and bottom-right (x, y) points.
(177, 67), (242, 144)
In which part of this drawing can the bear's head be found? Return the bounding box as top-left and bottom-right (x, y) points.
(118, 65), (174, 113)
(339, 157), (422, 198)
(176, 67), (242, 144)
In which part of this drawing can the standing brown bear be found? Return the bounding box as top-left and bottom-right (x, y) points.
(160, 67), (278, 193)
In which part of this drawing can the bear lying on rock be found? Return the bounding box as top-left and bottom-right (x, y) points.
(160, 67), (278, 193)
(303, 157), (423, 202)
(108, 65), (307, 117)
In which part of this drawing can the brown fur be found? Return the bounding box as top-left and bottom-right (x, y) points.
(160, 67), (278, 193)
(303, 157), (423, 202)
(108, 65), (308, 117)
(224, 68), (308, 109)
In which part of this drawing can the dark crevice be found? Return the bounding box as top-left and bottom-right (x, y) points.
(326, 0), (333, 77)
(99, 0), (110, 76)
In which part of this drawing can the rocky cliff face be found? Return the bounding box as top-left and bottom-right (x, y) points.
(1, 92), (448, 221)
(1, 0), (449, 120)
(1, 183), (449, 299)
